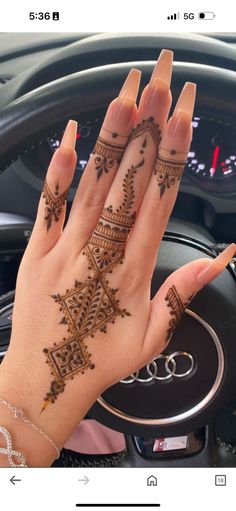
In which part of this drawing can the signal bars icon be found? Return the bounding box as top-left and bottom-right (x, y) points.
(167, 12), (180, 20)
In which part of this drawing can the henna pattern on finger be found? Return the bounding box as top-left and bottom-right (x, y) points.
(42, 181), (69, 231)
(84, 208), (134, 272)
(129, 117), (161, 155)
(164, 285), (191, 344)
(154, 156), (186, 198)
(101, 127), (129, 139)
(42, 126), (150, 409)
(92, 135), (128, 180)
(158, 147), (189, 157)
(83, 155), (145, 273)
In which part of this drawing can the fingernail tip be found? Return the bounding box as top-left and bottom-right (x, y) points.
(119, 67), (141, 101)
(159, 49), (174, 61)
(215, 243), (236, 266)
(61, 119), (78, 149)
(130, 67), (142, 76)
(226, 243), (236, 256)
(151, 49), (173, 87)
(68, 119), (78, 128)
(183, 82), (197, 97)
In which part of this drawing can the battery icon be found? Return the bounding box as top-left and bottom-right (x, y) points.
(198, 12), (216, 20)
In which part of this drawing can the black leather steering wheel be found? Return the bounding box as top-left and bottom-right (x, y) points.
(1, 60), (236, 172)
(1, 32), (236, 107)
(0, 41), (236, 466)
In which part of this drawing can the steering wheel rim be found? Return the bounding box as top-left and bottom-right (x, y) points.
(1, 32), (236, 105)
(1, 61), (236, 173)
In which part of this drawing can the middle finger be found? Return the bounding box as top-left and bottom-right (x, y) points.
(101, 49), (173, 221)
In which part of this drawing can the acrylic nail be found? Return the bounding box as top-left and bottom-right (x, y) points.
(119, 68), (141, 103)
(108, 68), (141, 125)
(144, 77), (170, 112)
(174, 82), (196, 119)
(168, 109), (192, 140)
(150, 49), (173, 88)
(60, 120), (78, 150)
(196, 243), (236, 288)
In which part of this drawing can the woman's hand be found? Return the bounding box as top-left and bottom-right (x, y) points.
(0, 49), (235, 465)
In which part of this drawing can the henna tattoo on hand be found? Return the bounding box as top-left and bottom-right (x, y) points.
(116, 157), (145, 216)
(42, 181), (69, 231)
(84, 208), (134, 273)
(42, 124), (151, 409)
(158, 147), (189, 157)
(129, 117), (161, 155)
(154, 156), (186, 198)
(101, 128), (129, 139)
(165, 285), (191, 343)
(92, 135), (127, 180)
(42, 275), (131, 409)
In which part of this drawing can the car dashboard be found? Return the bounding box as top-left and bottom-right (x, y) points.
(0, 32), (236, 243)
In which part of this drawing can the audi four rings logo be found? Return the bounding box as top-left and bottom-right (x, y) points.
(120, 351), (195, 384)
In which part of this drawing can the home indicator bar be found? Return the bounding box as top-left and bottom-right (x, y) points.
(75, 505), (161, 508)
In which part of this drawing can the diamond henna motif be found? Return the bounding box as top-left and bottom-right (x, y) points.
(42, 118), (156, 409)
(53, 277), (126, 339)
(43, 337), (91, 381)
(42, 276), (129, 408)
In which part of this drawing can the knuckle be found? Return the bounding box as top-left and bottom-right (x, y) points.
(80, 192), (106, 212)
(121, 257), (147, 293)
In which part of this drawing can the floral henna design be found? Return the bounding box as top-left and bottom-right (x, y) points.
(92, 135), (128, 180)
(129, 117), (161, 155)
(164, 285), (191, 343)
(84, 144), (147, 274)
(84, 208), (134, 273)
(116, 157), (145, 216)
(154, 156), (186, 198)
(42, 276), (131, 409)
(42, 181), (69, 231)
(42, 129), (149, 409)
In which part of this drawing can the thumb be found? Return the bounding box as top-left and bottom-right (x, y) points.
(142, 243), (236, 359)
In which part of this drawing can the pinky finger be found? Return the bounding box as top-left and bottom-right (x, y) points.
(29, 120), (78, 256)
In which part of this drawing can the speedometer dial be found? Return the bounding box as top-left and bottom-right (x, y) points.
(21, 113), (236, 195)
(186, 117), (236, 192)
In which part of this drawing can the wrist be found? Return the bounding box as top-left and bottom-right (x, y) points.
(0, 348), (103, 466)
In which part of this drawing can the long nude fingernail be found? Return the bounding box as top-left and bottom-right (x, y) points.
(109, 68), (141, 125)
(60, 119), (78, 150)
(166, 82), (196, 141)
(196, 243), (236, 287)
(173, 82), (196, 120)
(119, 68), (141, 103)
(150, 49), (173, 88)
(168, 109), (192, 140)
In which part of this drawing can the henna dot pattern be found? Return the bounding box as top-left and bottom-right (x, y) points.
(42, 181), (69, 232)
(42, 119), (160, 408)
(164, 285), (191, 343)
(154, 156), (186, 198)
(129, 117), (161, 155)
(92, 135), (128, 180)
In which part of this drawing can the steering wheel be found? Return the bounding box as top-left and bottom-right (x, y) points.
(1, 36), (236, 467)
